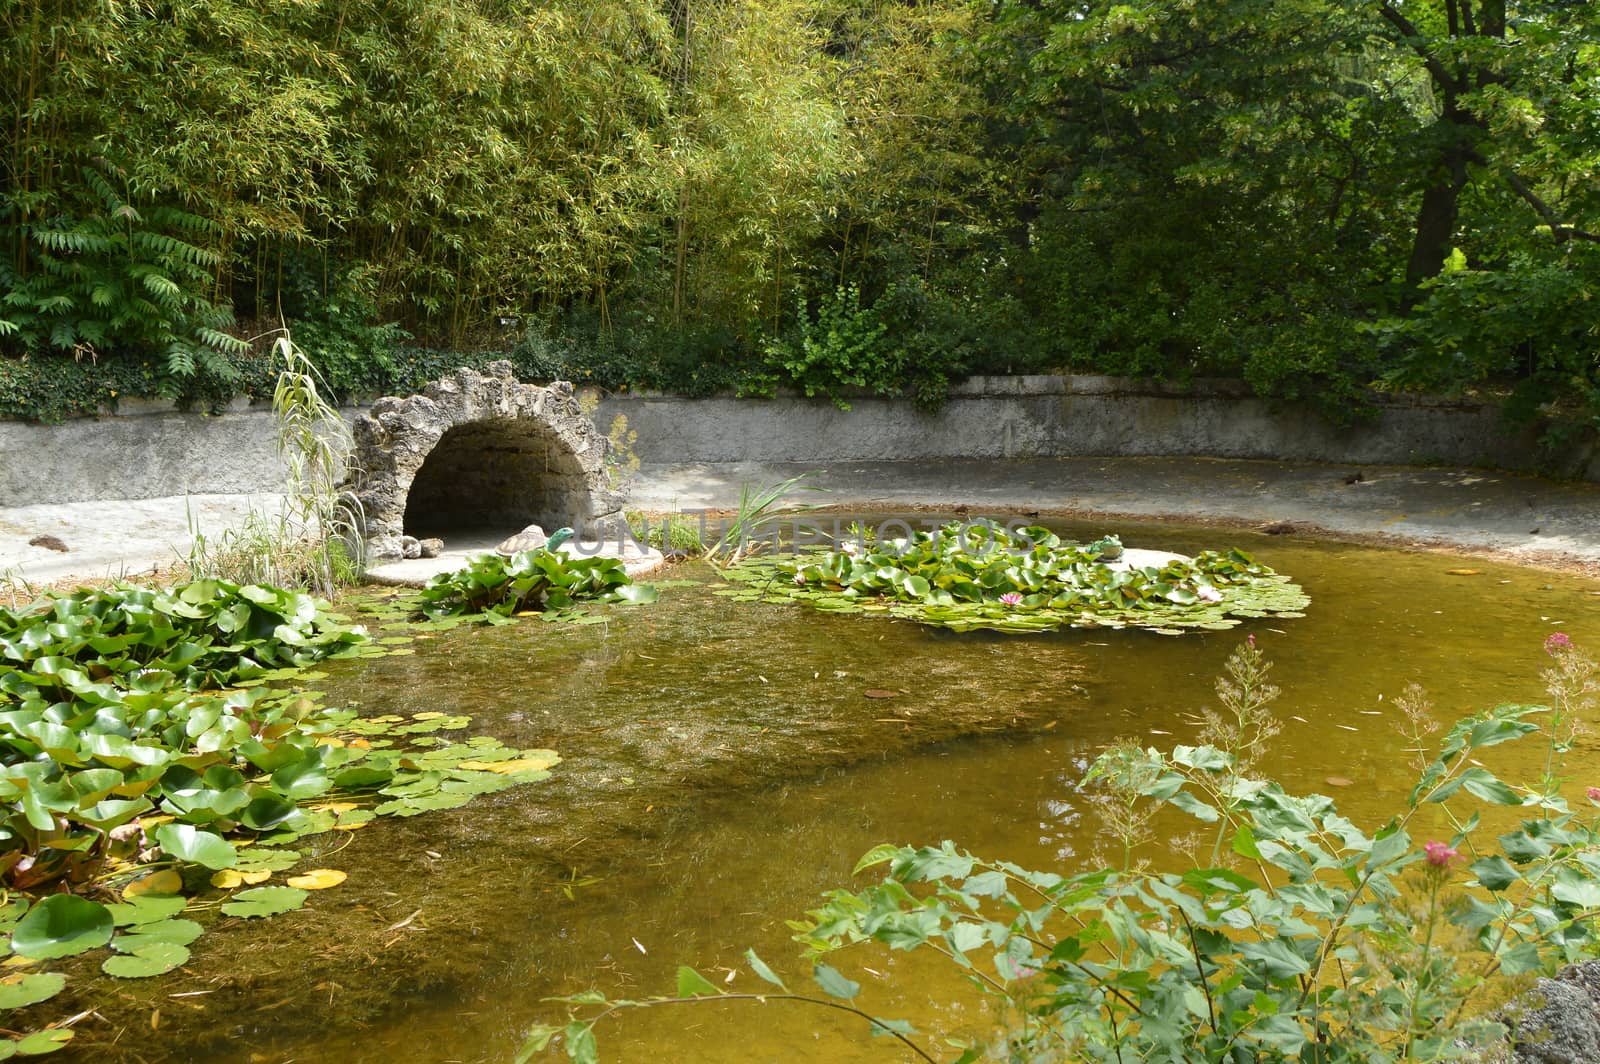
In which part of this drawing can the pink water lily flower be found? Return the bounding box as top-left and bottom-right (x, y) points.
(792, 572), (808, 585)
(1196, 585), (1223, 603)
(999, 592), (1023, 606)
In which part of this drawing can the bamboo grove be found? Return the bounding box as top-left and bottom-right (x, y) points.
(1, 0), (1596, 433)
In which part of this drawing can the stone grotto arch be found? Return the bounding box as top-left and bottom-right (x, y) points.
(347, 362), (621, 560)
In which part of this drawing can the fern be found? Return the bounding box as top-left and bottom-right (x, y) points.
(1, 162), (239, 388)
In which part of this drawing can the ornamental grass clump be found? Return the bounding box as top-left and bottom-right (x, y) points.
(531, 637), (1600, 1064)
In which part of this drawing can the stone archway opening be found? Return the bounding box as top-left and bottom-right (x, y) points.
(347, 362), (621, 561)
(401, 417), (592, 540)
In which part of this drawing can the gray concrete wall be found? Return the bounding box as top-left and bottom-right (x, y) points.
(1, 399), (292, 506)
(3, 376), (1594, 506)
(595, 376), (1597, 477)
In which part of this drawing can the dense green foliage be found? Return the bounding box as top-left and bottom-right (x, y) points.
(2, 0), (1596, 434)
(416, 549), (658, 622)
(723, 524), (1309, 633)
(532, 638), (1600, 1062)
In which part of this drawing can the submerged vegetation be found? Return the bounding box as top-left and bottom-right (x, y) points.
(723, 524), (1310, 633)
(532, 637), (1600, 1063)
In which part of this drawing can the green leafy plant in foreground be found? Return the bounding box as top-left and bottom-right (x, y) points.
(529, 636), (1600, 1063)
(416, 549), (657, 623)
(0, 578), (567, 1052)
(724, 523), (1308, 633)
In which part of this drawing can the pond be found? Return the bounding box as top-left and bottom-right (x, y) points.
(61, 518), (1600, 1062)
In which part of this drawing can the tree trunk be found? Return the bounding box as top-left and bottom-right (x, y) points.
(1405, 149), (1469, 286)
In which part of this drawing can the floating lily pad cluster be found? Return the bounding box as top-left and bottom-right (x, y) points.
(722, 524), (1309, 634)
(415, 550), (658, 623)
(0, 578), (566, 1053)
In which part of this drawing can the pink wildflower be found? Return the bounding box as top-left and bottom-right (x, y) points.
(1423, 841), (1458, 867)
(1546, 632), (1573, 655)
(999, 592), (1023, 606)
(1587, 787), (1600, 803)
(1247, 634), (1256, 648)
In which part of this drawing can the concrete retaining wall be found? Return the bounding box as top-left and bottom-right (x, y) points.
(4, 376), (1594, 506)
(1, 399), (300, 506)
(595, 376), (1597, 476)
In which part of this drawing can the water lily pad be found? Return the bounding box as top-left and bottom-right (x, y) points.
(10, 1028), (73, 1054)
(455, 753), (561, 775)
(373, 792), (473, 817)
(121, 869), (185, 900)
(11, 896), (114, 959)
(233, 848), (303, 873)
(220, 886), (308, 919)
(209, 869), (272, 889)
(285, 869), (346, 890)
(101, 941), (189, 978)
(0, 972), (66, 1009)
(110, 919), (204, 951)
(106, 895), (186, 927)
(154, 824), (237, 870)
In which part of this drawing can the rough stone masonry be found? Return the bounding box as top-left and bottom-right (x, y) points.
(345, 362), (621, 560)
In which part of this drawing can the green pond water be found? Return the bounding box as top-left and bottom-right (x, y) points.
(56, 519), (1600, 1063)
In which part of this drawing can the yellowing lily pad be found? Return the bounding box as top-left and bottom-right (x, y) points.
(457, 753), (561, 775)
(308, 802), (360, 814)
(286, 869), (347, 890)
(209, 868), (273, 889)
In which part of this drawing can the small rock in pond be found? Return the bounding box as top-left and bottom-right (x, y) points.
(1324, 776), (1354, 787)
(418, 538), (444, 558)
(27, 534), (68, 552)
(400, 535), (422, 559)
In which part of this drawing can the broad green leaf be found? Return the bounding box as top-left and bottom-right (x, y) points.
(154, 824), (237, 870)
(0, 972), (66, 1010)
(742, 948), (788, 992)
(563, 1021), (597, 1064)
(11, 896), (114, 959)
(813, 963), (860, 1000)
(220, 886), (308, 919)
(110, 919), (204, 951)
(101, 941), (189, 978)
(12, 1028), (72, 1055)
(675, 966), (721, 998)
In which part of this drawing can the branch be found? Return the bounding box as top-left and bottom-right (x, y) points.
(1376, 3), (1461, 93)
(572, 993), (939, 1063)
(1505, 173), (1600, 244)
